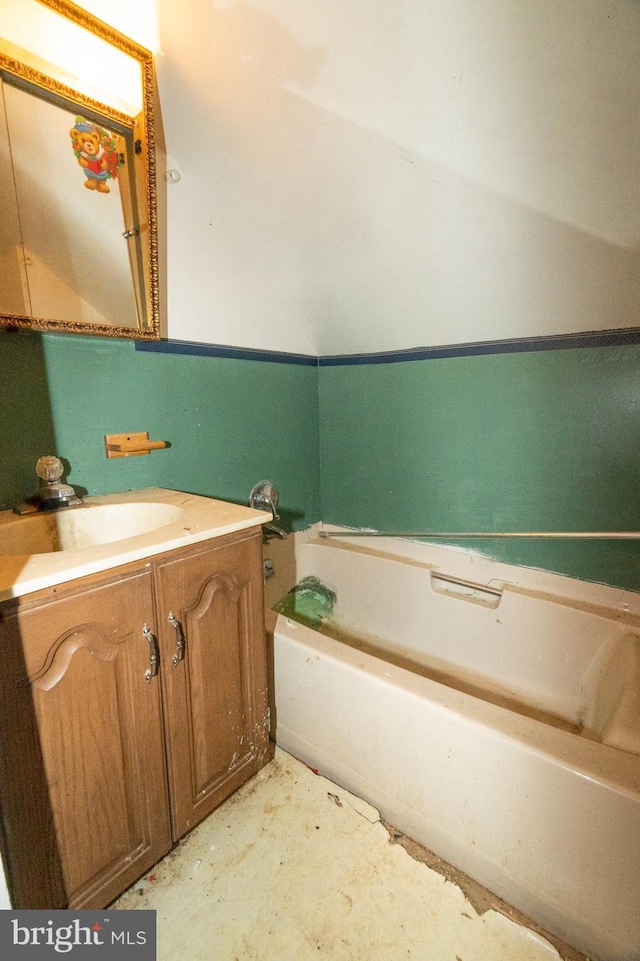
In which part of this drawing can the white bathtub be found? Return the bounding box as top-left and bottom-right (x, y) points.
(267, 530), (640, 961)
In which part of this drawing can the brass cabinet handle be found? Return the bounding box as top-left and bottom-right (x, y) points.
(142, 624), (159, 682)
(168, 611), (185, 666)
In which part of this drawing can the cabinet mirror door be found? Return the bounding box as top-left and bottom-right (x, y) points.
(0, 0), (159, 339)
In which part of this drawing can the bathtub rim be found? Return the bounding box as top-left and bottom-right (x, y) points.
(266, 609), (640, 801)
(311, 526), (640, 625)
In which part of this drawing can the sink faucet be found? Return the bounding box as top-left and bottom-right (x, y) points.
(14, 456), (83, 514)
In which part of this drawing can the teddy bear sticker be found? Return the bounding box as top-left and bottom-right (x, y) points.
(70, 116), (122, 193)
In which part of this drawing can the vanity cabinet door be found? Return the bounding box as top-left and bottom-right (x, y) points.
(154, 530), (269, 841)
(0, 566), (172, 909)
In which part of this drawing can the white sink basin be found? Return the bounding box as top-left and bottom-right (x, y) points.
(0, 502), (181, 555)
(0, 488), (268, 601)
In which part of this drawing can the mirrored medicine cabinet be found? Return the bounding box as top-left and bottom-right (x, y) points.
(0, 0), (159, 339)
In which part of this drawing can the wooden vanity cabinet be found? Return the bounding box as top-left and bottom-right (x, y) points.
(0, 527), (269, 909)
(154, 531), (269, 841)
(0, 564), (171, 910)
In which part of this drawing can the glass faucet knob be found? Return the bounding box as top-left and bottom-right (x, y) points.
(36, 456), (64, 482)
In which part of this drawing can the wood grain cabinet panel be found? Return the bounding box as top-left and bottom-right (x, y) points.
(0, 528), (269, 909)
(155, 532), (269, 840)
(0, 566), (171, 909)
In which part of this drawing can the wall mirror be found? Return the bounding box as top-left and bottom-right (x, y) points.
(0, 0), (159, 339)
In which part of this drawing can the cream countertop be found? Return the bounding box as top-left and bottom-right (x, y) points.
(0, 487), (269, 601)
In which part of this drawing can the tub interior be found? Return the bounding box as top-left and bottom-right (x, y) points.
(275, 538), (640, 752)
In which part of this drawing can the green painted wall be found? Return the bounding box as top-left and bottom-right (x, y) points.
(0, 331), (321, 532)
(319, 345), (640, 592)
(2, 331), (638, 590)
(0, 331), (56, 511)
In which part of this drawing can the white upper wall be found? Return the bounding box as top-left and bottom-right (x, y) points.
(84, 0), (640, 354)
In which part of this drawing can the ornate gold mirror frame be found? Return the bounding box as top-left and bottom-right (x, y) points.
(0, 0), (159, 339)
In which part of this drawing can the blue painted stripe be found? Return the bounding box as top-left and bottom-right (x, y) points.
(136, 327), (640, 366)
(135, 339), (318, 366)
(319, 327), (640, 366)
